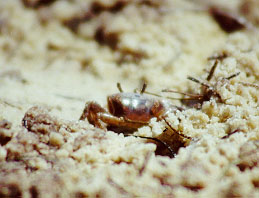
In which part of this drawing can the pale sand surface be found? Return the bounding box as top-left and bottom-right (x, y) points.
(0, 0), (258, 197)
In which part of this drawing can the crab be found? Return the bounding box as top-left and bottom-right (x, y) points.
(80, 83), (181, 133)
(79, 83), (191, 157)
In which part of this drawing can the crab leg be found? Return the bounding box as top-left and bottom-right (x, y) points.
(98, 113), (146, 130)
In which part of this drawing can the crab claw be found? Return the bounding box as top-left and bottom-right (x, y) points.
(79, 101), (107, 129)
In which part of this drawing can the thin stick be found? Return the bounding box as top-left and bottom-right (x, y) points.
(207, 59), (218, 81)
(117, 82), (123, 93)
(146, 90), (202, 101)
(187, 76), (210, 88)
(163, 118), (192, 140)
(225, 72), (240, 80)
(140, 82), (147, 94)
(162, 89), (203, 98)
(239, 82), (259, 88)
(221, 129), (241, 139)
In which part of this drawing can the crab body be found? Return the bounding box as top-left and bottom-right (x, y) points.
(80, 91), (177, 133)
